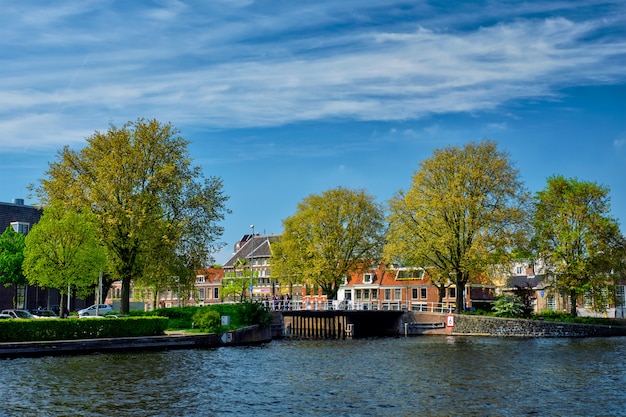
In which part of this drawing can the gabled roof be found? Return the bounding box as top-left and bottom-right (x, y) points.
(507, 274), (550, 290)
(223, 234), (280, 268)
(343, 265), (432, 287)
(196, 267), (224, 283)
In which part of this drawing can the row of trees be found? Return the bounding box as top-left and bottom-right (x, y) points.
(0, 119), (229, 315)
(271, 141), (625, 314)
(0, 119), (623, 317)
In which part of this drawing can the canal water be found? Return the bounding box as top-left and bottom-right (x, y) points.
(1, 336), (624, 416)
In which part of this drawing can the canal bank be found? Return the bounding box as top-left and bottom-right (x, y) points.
(0, 325), (272, 358)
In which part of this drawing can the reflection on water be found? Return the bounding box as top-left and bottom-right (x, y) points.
(1, 336), (625, 416)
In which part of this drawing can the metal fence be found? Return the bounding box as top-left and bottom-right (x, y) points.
(263, 299), (455, 313)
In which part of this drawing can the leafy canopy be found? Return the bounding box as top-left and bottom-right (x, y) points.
(0, 226), (27, 287)
(386, 140), (530, 313)
(271, 187), (386, 300)
(23, 204), (107, 299)
(35, 118), (229, 313)
(533, 175), (623, 315)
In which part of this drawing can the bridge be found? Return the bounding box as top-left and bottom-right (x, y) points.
(269, 302), (454, 339)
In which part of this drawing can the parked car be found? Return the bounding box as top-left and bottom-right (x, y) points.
(31, 309), (59, 318)
(1, 309), (36, 319)
(77, 304), (113, 317)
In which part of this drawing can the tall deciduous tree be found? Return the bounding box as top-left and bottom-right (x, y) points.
(271, 187), (386, 300)
(0, 226), (27, 307)
(386, 140), (530, 313)
(533, 176), (623, 316)
(34, 118), (229, 313)
(23, 205), (107, 317)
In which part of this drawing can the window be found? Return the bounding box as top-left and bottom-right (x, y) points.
(396, 268), (425, 279)
(344, 289), (352, 300)
(10, 222), (30, 235)
(448, 287), (456, 299)
(371, 290), (377, 300)
(363, 289), (370, 300)
(421, 287), (427, 299)
(546, 296), (556, 311)
(516, 266), (523, 275)
(213, 287), (219, 299)
(412, 288), (418, 299)
(617, 286), (625, 307)
(394, 289), (401, 300)
(356, 289), (362, 300)
(384, 289), (391, 300)
(198, 288), (205, 299)
(363, 273), (374, 284)
(196, 276), (205, 283)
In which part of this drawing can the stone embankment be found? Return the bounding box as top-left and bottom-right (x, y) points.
(402, 311), (626, 337)
(452, 314), (626, 337)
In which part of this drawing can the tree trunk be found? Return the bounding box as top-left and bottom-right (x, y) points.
(59, 293), (67, 318)
(120, 276), (131, 314)
(570, 289), (578, 316)
(454, 272), (466, 314)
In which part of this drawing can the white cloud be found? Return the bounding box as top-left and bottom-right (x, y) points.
(0, 1), (624, 149)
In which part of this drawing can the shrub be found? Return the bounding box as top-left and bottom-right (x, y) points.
(492, 294), (525, 318)
(192, 308), (221, 332)
(0, 317), (169, 343)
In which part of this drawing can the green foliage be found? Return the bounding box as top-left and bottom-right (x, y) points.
(23, 204), (106, 298)
(191, 308), (221, 332)
(533, 175), (624, 316)
(492, 294), (525, 318)
(271, 187), (386, 300)
(0, 226), (26, 286)
(145, 302), (272, 330)
(535, 310), (624, 326)
(386, 140), (531, 313)
(36, 118), (229, 314)
(0, 317), (168, 343)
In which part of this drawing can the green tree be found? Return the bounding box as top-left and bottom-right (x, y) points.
(23, 205), (107, 317)
(271, 187), (386, 300)
(34, 118), (229, 313)
(386, 140), (530, 313)
(533, 176), (623, 316)
(0, 226), (27, 307)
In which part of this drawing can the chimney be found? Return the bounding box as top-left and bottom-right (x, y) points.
(12, 198), (24, 205)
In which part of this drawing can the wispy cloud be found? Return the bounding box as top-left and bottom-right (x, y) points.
(0, 0), (624, 149)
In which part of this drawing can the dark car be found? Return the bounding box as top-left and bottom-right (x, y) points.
(31, 309), (59, 318)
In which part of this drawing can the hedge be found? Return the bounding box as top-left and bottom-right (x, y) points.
(0, 317), (169, 343)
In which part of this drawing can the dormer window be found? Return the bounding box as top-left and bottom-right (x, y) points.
(363, 272), (374, 284)
(10, 222), (30, 235)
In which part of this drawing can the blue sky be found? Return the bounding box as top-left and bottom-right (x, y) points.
(1, 0), (625, 264)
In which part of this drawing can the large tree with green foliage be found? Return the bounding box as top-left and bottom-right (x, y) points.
(271, 187), (386, 300)
(0, 226), (27, 307)
(386, 140), (530, 313)
(533, 175), (623, 316)
(23, 205), (107, 317)
(34, 118), (229, 314)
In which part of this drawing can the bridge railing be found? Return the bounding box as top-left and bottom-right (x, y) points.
(264, 299), (455, 313)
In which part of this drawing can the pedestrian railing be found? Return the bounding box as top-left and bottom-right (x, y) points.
(263, 299), (455, 313)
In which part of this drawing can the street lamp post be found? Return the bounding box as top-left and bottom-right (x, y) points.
(250, 225), (255, 300)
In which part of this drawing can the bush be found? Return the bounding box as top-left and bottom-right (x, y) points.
(137, 302), (273, 331)
(492, 294), (525, 318)
(0, 317), (169, 343)
(192, 308), (221, 332)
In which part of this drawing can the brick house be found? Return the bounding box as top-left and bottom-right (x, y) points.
(336, 264), (496, 311)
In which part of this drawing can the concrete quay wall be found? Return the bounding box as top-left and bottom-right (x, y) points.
(0, 325), (272, 359)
